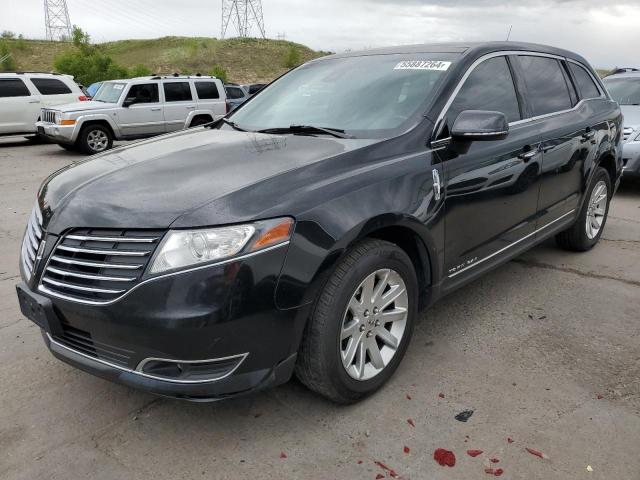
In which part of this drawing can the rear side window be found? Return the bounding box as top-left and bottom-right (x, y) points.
(163, 82), (192, 102)
(569, 63), (601, 99)
(126, 83), (159, 103)
(226, 87), (245, 99)
(30, 78), (72, 95)
(517, 56), (573, 116)
(0, 78), (31, 97)
(447, 56), (521, 124)
(195, 82), (220, 99)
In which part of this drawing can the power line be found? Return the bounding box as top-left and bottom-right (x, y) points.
(221, 0), (266, 39)
(44, 0), (73, 41)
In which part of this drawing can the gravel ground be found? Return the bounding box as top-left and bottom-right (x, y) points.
(1, 137), (639, 480)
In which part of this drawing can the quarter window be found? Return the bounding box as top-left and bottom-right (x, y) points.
(447, 56), (521, 125)
(517, 56), (573, 116)
(0, 78), (31, 97)
(195, 82), (220, 99)
(569, 63), (601, 99)
(30, 78), (72, 95)
(163, 82), (193, 102)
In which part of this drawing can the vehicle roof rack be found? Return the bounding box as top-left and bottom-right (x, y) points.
(148, 74), (217, 80)
(6, 71), (63, 75)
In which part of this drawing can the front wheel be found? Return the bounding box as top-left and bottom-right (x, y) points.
(78, 124), (113, 155)
(556, 166), (611, 251)
(295, 239), (418, 404)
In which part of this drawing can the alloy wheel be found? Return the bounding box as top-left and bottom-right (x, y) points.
(339, 268), (408, 381)
(87, 130), (108, 152)
(586, 180), (607, 240)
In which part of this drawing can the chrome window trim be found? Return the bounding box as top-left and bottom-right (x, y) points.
(38, 240), (290, 306)
(432, 50), (608, 147)
(46, 332), (248, 384)
(447, 209), (576, 279)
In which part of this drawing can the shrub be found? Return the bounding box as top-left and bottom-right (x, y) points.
(53, 26), (128, 85)
(209, 64), (228, 83)
(283, 46), (301, 69)
(129, 64), (152, 77)
(0, 41), (17, 71)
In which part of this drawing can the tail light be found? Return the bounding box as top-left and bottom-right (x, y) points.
(78, 96), (88, 102)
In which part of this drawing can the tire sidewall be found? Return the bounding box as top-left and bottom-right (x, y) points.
(579, 168), (611, 248)
(321, 245), (418, 398)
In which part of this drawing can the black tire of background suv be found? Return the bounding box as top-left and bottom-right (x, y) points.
(295, 238), (418, 404)
(78, 124), (113, 155)
(555, 166), (612, 252)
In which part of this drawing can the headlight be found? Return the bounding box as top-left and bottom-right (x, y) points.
(149, 217), (294, 274)
(54, 112), (61, 124)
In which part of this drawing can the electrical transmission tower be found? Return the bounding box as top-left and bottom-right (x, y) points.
(221, 0), (266, 39)
(44, 0), (73, 41)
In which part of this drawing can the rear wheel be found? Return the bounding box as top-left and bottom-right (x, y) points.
(295, 239), (418, 403)
(556, 166), (611, 251)
(78, 124), (113, 155)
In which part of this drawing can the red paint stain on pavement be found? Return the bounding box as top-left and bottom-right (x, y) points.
(434, 448), (456, 467)
(403, 446), (410, 454)
(526, 447), (547, 459)
(407, 418), (415, 427)
(467, 450), (483, 457)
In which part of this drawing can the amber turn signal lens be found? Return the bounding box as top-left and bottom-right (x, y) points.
(60, 119), (76, 126)
(252, 218), (294, 251)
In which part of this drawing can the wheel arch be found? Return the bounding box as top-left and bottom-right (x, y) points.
(76, 118), (116, 142)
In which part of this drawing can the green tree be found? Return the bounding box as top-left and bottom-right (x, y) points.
(209, 64), (228, 83)
(129, 64), (152, 77)
(0, 41), (17, 71)
(1, 31), (15, 40)
(282, 46), (301, 69)
(53, 26), (128, 85)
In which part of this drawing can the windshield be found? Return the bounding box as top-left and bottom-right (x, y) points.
(229, 53), (459, 138)
(604, 77), (640, 105)
(92, 82), (126, 103)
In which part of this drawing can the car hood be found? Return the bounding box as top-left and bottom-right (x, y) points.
(39, 128), (379, 234)
(53, 100), (116, 113)
(620, 105), (640, 128)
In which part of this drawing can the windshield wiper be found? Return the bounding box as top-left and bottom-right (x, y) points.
(258, 125), (354, 139)
(208, 117), (253, 132)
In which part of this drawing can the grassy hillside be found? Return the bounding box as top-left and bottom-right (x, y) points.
(2, 36), (329, 83)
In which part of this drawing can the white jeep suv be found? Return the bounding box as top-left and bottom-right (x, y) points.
(36, 75), (228, 154)
(0, 72), (86, 139)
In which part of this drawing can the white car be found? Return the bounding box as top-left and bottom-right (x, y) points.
(36, 75), (228, 154)
(0, 72), (86, 138)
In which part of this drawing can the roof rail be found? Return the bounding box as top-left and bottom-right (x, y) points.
(5, 71), (64, 75)
(606, 67), (640, 77)
(148, 74), (217, 80)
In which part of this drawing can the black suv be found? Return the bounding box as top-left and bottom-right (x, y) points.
(17, 42), (622, 403)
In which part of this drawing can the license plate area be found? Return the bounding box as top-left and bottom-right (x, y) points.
(16, 283), (62, 335)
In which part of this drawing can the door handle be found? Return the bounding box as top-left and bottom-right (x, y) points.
(29, 100), (41, 104)
(518, 147), (539, 162)
(186, 106), (196, 110)
(150, 108), (161, 112)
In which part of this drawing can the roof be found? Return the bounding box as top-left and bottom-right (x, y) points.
(105, 75), (220, 83)
(604, 72), (640, 79)
(319, 41), (590, 65)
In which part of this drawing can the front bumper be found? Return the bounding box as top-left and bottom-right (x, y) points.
(35, 121), (77, 145)
(622, 141), (640, 176)
(17, 244), (310, 401)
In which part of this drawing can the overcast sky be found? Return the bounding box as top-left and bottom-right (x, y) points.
(3, 0), (639, 67)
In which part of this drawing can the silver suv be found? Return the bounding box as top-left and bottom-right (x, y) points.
(36, 75), (228, 154)
(603, 72), (640, 177)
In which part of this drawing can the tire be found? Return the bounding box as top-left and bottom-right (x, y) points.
(295, 238), (418, 404)
(189, 117), (212, 128)
(555, 166), (611, 251)
(78, 124), (113, 155)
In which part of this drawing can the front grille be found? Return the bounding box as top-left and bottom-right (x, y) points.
(40, 229), (163, 304)
(20, 206), (44, 281)
(623, 127), (634, 143)
(42, 109), (56, 124)
(53, 320), (133, 367)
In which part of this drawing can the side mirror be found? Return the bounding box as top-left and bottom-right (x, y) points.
(122, 98), (136, 108)
(451, 110), (509, 142)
